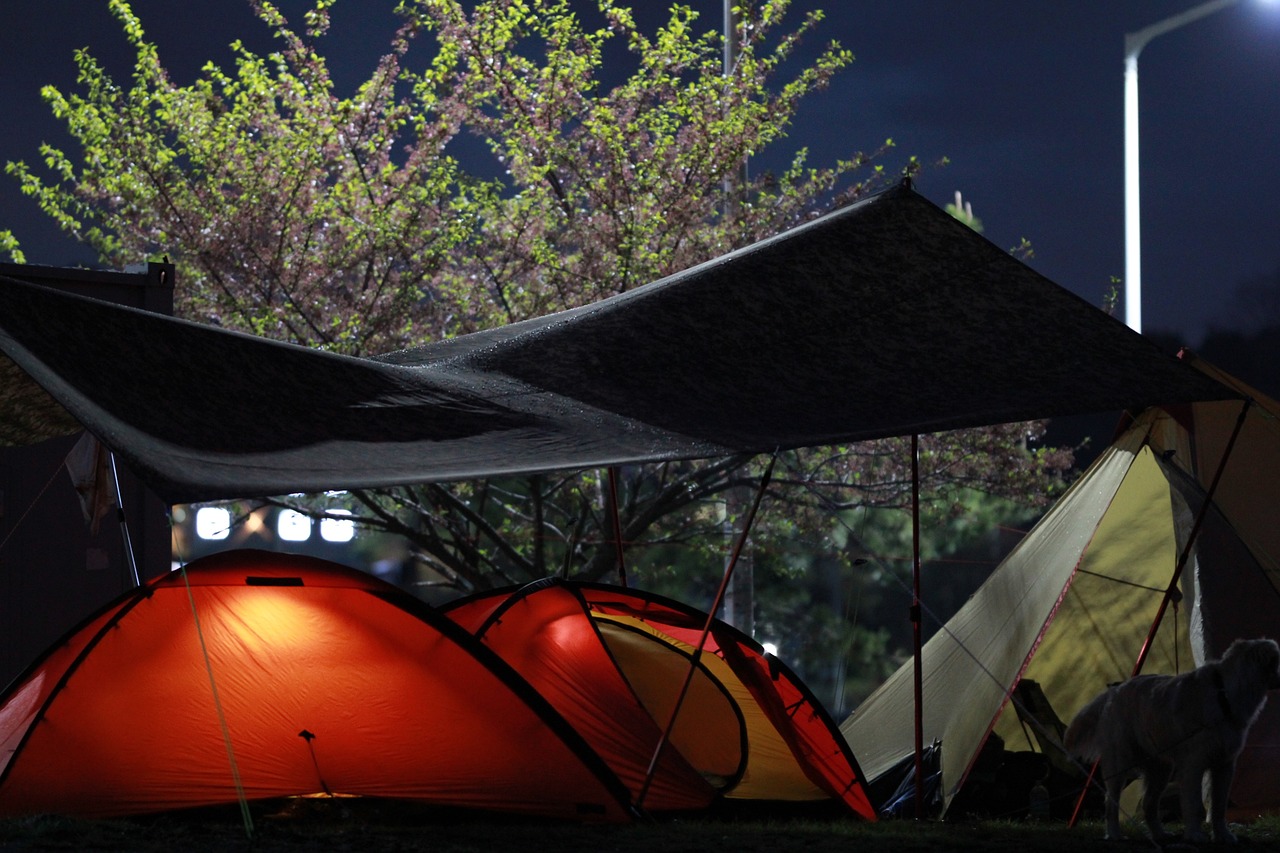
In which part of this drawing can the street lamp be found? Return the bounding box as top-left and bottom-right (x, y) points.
(1124, 0), (1243, 333)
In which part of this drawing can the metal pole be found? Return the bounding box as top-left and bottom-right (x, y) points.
(1123, 50), (1142, 333)
(1123, 0), (1242, 333)
(722, 1), (747, 204)
(607, 467), (627, 586)
(723, 0), (737, 76)
(108, 451), (141, 588)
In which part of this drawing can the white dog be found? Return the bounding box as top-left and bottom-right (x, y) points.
(1064, 638), (1280, 843)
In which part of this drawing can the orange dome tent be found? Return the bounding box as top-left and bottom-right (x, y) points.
(0, 551), (635, 820)
(442, 579), (876, 819)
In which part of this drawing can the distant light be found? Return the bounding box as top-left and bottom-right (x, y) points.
(319, 509), (355, 543)
(762, 642), (779, 656)
(277, 509), (312, 542)
(195, 507), (231, 540)
(243, 510), (266, 535)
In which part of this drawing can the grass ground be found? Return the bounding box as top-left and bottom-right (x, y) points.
(7, 804), (1280, 853)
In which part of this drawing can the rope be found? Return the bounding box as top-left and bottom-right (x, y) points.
(0, 451), (65, 556)
(175, 543), (254, 839)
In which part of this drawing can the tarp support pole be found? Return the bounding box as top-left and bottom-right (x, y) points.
(1131, 397), (1251, 676)
(911, 433), (925, 820)
(635, 453), (775, 810)
(108, 451), (141, 588)
(607, 466), (628, 587)
(1069, 397), (1252, 828)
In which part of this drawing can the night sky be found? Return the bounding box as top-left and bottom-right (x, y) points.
(2, 1), (1278, 348)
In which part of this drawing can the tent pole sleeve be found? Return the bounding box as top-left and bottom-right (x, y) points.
(635, 453), (775, 810)
(1131, 397), (1251, 677)
(607, 466), (627, 587)
(108, 451), (141, 588)
(912, 433), (924, 820)
(1069, 397), (1252, 829)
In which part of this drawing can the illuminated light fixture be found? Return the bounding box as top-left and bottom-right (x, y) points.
(319, 509), (355, 543)
(277, 509), (312, 542)
(195, 507), (232, 540)
(1123, 0), (1265, 332)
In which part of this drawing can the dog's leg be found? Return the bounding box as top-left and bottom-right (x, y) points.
(1207, 761), (1238, 844)
(1178, 767), (1210, 843)
(1141, 763), (1173, 842)
(1103, 770), (1127, 841)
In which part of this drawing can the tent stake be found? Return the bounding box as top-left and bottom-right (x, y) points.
(1068, 397), (1252, 828)
(635, 453), (775, 810)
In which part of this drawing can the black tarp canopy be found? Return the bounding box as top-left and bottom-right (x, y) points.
(0, 183), (1237, 505)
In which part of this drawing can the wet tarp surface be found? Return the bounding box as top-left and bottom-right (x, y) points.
(0, 184), (1234, 504)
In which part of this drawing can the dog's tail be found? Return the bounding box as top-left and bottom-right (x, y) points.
(1063, 690), (1109, 762)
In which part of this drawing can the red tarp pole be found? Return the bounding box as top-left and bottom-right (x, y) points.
(636, 454), (776, 810)
(1069, 398), (1252, 828)
(911, 433), (925, 819)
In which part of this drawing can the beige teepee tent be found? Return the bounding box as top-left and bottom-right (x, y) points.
(843, 353), (1280, 817)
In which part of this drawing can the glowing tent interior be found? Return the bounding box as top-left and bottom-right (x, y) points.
(0, 551), (639, 820)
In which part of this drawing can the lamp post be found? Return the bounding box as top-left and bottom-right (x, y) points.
(1124, 0), (1242, 333)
